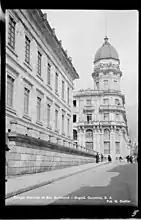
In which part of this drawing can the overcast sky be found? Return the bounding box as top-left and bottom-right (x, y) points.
(42, 10), (138, 141)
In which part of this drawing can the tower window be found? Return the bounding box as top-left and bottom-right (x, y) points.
(73, 114), (77, 123)
(86, 99), (91, 105)
(96, 82), (99, 90)
(87, 114), (92, 123)
(73, 100), (76, 107)
(103, 98), (109, 105)
(104, 113), (109, 121)
(115, 113), (120, 121)
(104, 80), (108, 89)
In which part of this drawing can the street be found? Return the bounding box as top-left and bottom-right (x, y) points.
(6, 161), (138, 206)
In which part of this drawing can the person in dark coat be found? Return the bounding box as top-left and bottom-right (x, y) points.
(119, 156), (123, 162)
(96, 153), (99, 163)
(129, 155), (133, 163)
(5, 144), (10, 182)
(108, 155), (112, 162)
(126, 155), (129, 163)
(101, 154), (104, 162)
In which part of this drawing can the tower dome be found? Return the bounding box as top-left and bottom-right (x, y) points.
(94, 37), (119, 63)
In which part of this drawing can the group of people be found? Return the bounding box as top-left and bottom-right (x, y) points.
(96, 153), (112, 163)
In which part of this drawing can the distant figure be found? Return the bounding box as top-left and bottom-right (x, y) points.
(119, 156), (123, 162)
(129, 155), (133, 164)
(108, 155), (112, 162)
(96, 153), (99, 163)
(101, 154), (104, 162)
(126, 155), (130, 163)
(5, 144), (10, 182)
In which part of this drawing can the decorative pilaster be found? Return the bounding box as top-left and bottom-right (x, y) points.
(110, 126), (116, 160)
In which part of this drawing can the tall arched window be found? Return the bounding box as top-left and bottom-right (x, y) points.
(115, 129), (120, 141)
(73, 130), (77, 140)
(86, 129), (93, 139)
(104, 129), (110, 141)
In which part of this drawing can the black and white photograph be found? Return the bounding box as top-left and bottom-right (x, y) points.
(3, 8), (138, 218)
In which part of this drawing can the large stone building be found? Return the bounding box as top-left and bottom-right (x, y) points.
(6, 9), (79, 144)
(5, 10), (97, 176)
(73, 36), (130, 160)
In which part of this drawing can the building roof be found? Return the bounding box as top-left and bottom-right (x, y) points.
(94, 37), (119, 63)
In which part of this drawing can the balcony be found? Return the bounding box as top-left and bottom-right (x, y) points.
(100, 120), (126, 127)
(77, 120), (126, 127)
(99, 104), (125, 112)
(83, 105), (95, 113)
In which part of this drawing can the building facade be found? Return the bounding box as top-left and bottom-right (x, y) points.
(6, 9), (79, 147)
(73, 37), (130, 160)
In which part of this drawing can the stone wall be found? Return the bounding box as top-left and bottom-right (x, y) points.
(7, 133), (96, 176)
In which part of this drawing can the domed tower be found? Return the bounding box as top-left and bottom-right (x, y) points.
(91, 36), (130, 160)
(92, 36), (122, 92)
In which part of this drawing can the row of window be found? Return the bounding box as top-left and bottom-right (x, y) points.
(84, 141), (120, 154)
(73, 112), (120, 123)
(8, 15), (70, 105)
(104, 142), (120, 154)
(73, 129), (120, 140)
(73, 98), (122, 107)
(96, 79), (118, 90)
(7, 75), (70, 136)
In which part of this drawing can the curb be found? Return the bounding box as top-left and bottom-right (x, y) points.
(5, 162), (108, 199)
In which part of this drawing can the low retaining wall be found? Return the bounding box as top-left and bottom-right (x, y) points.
(7, 133), (96, 176)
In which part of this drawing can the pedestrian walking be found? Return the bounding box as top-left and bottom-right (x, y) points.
(96, 153), (99, 163)
(119, 156), (123, 162)
(5, 143), (10, 182)
(108, 155), (112, 162)
(126, 155), (129, 163)
(129, 155), (133, 164)
(101, 154), (104, 162)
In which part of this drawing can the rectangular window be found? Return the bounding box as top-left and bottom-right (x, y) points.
(67, 118), (70, 136)
(104, 113), (109, 121)
(55, 109), (58, 130)
(87, 99), (91, 105)
(62, 114), (64, 134)
(73, 114), (77, 123)
(96, 82), (99, 90)
(115, 142), (120, 154)
(25, 36), (30, 64)
(8, 16), (16, 49)
(87, 114), (92, 123)
(86, 142), (93, 149)
(37, 51), (42, 76)
(7, 75), (14, 107)
(73, 100), (76, 107)
(116, 113), (120, 121)
(103, 98), (109, 105)
(37, 97), (41, 121)
(67, 87), (69, 104)
(24, 87), (29, 114)
(62, 81), (65, 99)
(47, 63), (51, 85)
(55, 72), (58, 92)
(115, 99), (120, 105)
(104, 80), (108, 90)
(104, 142), (110, 154)
(47, 104), (50, 127)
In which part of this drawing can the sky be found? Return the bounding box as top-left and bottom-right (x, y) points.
(42, 10), (138, 142)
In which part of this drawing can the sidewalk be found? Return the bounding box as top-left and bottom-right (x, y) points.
(5, 161), (108, 199)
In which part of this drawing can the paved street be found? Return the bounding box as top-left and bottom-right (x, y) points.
(6, 162), (138, 206)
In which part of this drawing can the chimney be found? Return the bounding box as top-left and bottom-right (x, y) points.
(43, 13), (47, 20)
(65, 50), (68, 55)
(52, 28), (55, 35)
(69, 57), (72, 62)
